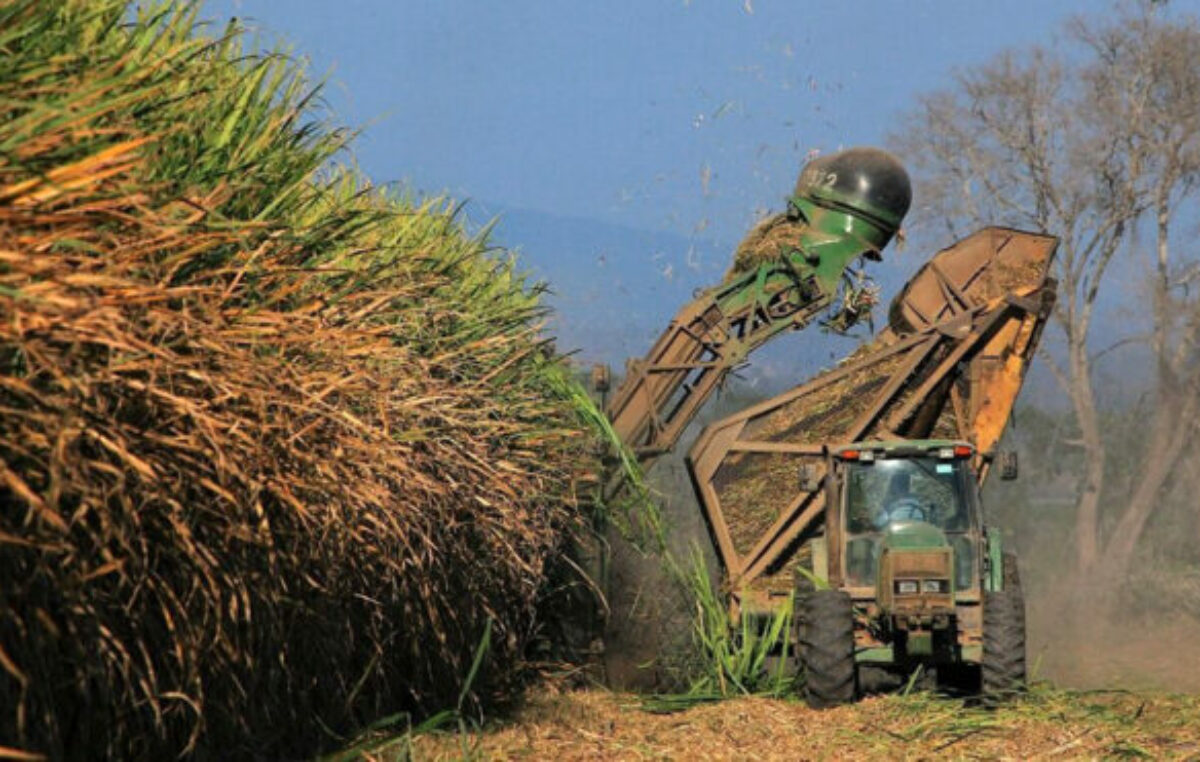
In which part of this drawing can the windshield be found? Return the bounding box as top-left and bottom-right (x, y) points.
(846, 457), (971, 533)
(842, 456), (978, 588)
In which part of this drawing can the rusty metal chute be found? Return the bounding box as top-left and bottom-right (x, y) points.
(604, 267), (827, 468)
(685, 227), (1058, 602)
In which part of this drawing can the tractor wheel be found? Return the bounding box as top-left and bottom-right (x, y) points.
(799, 589), (856, 708)
(772, 574), (815, 685)
(982, 553), (1026, 702)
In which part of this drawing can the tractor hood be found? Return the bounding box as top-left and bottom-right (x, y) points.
(876, 522), (956, 615)
(881, 520), (949, 550)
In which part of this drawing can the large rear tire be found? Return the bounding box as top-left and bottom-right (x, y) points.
(982, 552), (1026, 702)
(798, 589), (856, 708)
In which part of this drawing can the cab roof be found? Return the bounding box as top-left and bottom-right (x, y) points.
(834, 439), (974, 459)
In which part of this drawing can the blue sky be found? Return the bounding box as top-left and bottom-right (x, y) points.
(199, 1), (1194, 392)
(203, 1), (1115, 239)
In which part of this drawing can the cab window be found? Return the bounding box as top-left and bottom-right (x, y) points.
(843, 456), (976, 588)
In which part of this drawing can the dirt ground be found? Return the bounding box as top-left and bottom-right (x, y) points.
(394, 686), (1200, 761)
(1023, 578), (1200, 695)
(1031, 619), (1200, 695)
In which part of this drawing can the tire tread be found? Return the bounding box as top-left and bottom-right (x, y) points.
(799, 589), (856, 708)
(982, 553), (1026, 701)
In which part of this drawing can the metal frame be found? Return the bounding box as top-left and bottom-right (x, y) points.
(605, 266), (827, 467)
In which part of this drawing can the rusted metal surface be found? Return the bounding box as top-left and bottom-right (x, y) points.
(888, 226), (1056, 334)
(604, 272), (828, 468)
(685, 227), (1058, 608)
(877, 548), (954, 614)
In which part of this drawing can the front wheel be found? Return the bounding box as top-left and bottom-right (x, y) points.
(981, 553), (1026, 702)
(798, 589), (856, 708)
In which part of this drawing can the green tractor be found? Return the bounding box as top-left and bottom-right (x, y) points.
(795, 440), (1025, 706)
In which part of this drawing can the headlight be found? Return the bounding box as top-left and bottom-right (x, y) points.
(895, 580), (918, 595)
(921, 579), (949, 594)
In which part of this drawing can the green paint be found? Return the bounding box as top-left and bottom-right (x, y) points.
(881, 522), (949, 550)
(812, 536), (829, 585)
(906, 633), (933, 656)
(702, 207), (881, 365)
(987, 531), (1004, 592)
(791, 196), (897, 258)
(700, 148), (912, 365)
(791, 147), (911, 247)
(858, 642), (982, 665)
(856, 647), (895, 664)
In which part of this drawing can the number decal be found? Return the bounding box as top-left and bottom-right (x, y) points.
(801, 167), (838, 190)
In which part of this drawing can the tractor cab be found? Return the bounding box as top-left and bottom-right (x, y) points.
(836, 441), (982, 600)
(819, 440), (992, 676)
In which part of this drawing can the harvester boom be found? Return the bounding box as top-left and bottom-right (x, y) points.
(604, 146), (913, 470)
(605, 259), (831, 465)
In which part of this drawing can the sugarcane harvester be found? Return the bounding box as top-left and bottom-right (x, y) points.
(602, 148), (912, 470)
(600, 147), (1059, 706)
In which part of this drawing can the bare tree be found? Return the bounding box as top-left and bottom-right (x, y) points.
(1075, 10), (1200, 582)
(890, 2), (1200, 591)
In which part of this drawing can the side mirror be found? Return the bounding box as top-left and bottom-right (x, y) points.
(799, 463), (822, 492)
(998, 450), (1019, 481)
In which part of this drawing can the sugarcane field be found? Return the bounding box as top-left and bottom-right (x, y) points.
(4, 1), (1200, 760)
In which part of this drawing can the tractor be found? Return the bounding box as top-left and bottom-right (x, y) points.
(791, 440), (1025, 705)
